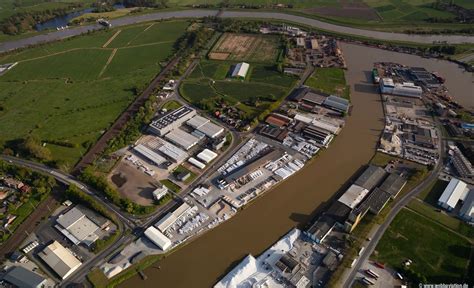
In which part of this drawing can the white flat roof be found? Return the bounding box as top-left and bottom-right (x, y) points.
(338, 184), (369, 209)
(438, 178), (467, 209)
(134, 144), (166, 165)
(187, 115), (209, 129)
(38, 241), (81, 279)
(158, 142), (188, 163)
(144, 226), (171, 251)
(197, 121), (224, 138)
(197, 149), (218, 163)
(165, 129), (199, 150)
(56, 207), (100, 246)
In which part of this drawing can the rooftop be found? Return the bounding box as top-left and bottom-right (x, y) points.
(354, 165), (387, 191)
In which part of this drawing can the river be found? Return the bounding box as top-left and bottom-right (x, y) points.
(120, 43), (473, 288)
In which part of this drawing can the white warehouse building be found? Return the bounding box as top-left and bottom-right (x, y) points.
(231, 62), (250, 79)
(438, 178), (468, 211)
(165, 129), (200, 150)
(38, 241), (82, 279)
(144, 226), (172, 251)
(380, 78), (422, 98)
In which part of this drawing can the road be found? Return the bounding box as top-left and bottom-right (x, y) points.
(342, 123), (446, 288)
(1, 9), (474, 54)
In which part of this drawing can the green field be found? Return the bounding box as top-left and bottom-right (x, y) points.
(304, 68), (350, 100)
(374, 208), (472, 283)
(0, 20), (189, 169)
(181, 59), (297, 122)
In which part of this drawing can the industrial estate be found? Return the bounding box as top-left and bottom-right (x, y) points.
(0, 2), (473, 288)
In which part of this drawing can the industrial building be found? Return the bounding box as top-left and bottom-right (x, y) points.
(133, 144), (167, 166)
(144, 226), (172, 251)
(38, 241), (82, 279)
(148, 106), (196, 136)
(354, 165), (387, 191)
(222, 149), (281, 184)
(231, 62), (250, 79)
(337, 184), (369, 209)
(302, 125), (333, 147)
(155, 202), (192, 233)
(197, 149), (218, 163)
(158, 142), (188, 163)
(165, 128), (200, 150)
(259, 126), (289, 142)
(379, 78), (422, 98)
(188, 157), (206, 169)
(304, 215), (336, 244)
(2, 266), (47, 288)
(152, 186), (168, 201)
(438, 178), (468, 211)
(378, 173), (407, 198)
(265, 113), (292, 128)
(187, 115), (224, 138)
(323, 95), (349, 113)
(451, 146), (474, 179)
(55, 206), (105, 247)
(357, 188), (392, 215)
(409, 67), (442, 88)
(459, 190), (474, 222)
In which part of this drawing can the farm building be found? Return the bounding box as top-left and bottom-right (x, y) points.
(459, 190), (474, 222)
(197, 149), (218, 163)
(354, 165), (387, 191)
(133, 144), (167, 166)
(148, 106), (196, 136)
(323, 95), (350, 113)
(165, 129), (199, 150)
(144, 226), (172, 251)
(337, 184), (369, 209)
(438, 178), (468, 211)
(231, 62), (250, 79)
(55, 206), (106, 247)
(158, 142), (188, 163)
(38, 241), (82, 279)
(2, 266), (47, 288)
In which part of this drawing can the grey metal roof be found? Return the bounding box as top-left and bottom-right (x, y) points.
(3, 266), (47, 288)
(379, 173), (407, 198)
(354, 165), (387, 191)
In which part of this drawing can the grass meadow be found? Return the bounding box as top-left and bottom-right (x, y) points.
(0, 20), (189, 169)
(305, 68), (350, 100)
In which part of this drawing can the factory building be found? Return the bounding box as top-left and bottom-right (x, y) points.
(55, 206), (105, 247)
(188, 157), (206, 169)
(158, 142), (188, 163)
(357, 188), (392, 215)
(148, 106), (196, 136)
(302, 125), (333, 147)
(354, 165), (387, 191)
(323, 95), (349, 113)
(378, 173), (407, 198)
(197, 149), (218, 163)
(259, 126), (289, 142)
(2, 266), (48, 288)
(154, 202), (192, 233)
(144, 226), (172, 251)
(337, 184), (369, 209)
(380, 78), (422, 98)
(231, 62), (250, 79)
(459, 190), (474, 222)
(222, 149), (281, 184)
(38, 241), (82, 279)
(451, 146), (474, 179)
(133, 144), (167, 166)
(187, 115), (224, 138)
(438, 178), (468, 211)
(304, 215), (336, 244)
(265, 113), (292, 128)
(165, 128), (199, 150)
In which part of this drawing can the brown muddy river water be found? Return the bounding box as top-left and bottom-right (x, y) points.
(121, 43), (473, 288)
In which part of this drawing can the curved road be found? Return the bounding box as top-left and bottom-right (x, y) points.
(1, 9), (474, 53)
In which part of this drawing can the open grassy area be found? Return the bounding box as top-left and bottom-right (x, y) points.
(181, 58), (297, 122)
(160, 179), (182, 193)
(0, 20), (189, 169)
(304, 68), (350, 100)
(161, 100), (182, 111)
(172, 165), (197, 185)
(373, 208), (472, 283)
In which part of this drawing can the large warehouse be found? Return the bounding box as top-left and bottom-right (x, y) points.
(144, 226), (172, 251)
(165, 128), (200, 150)
(187, 115), (224, 138)
(158, 142), (188, 163)
(354, 165), (387, 191)
(231, 62), (250, 79)
(323, 95), (349, 113)
(148, 106), (196, 136)
(55, 206), (101, 247)
(133, 144), (167, 166)
(2, 266), (47, 288)
(154, 202), (192, 233)
(337, 184), (369, 209)
(438, 178), (468, 211)
(38, 241), (82, 279)
(379, 78), (422, 98)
